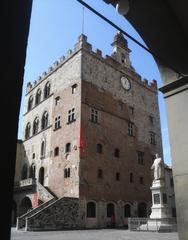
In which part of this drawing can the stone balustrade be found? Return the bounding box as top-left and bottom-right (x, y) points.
(14, 178), (36, 189)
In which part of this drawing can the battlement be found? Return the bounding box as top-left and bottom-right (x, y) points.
(26, 34), (158, 94)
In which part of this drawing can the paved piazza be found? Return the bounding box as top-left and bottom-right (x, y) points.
(11, 228), (178, 240)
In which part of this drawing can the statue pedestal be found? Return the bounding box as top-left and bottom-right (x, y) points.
(150, 179), (172, 219)
(140, 179), (176, 231)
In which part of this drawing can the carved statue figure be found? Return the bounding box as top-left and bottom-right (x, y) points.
(151, 154), (164, 180)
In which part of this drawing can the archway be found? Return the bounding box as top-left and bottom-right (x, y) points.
(19, 197), (32, 216)
(107, 203), (115, 227)
(124, 204), (131, 218)
(138, 202), (147, 217)
(39, 167), (44, 185)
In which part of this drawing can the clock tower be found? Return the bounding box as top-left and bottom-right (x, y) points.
(111, 31), (132, 68)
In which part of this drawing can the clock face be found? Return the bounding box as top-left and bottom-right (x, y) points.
(121, 76), (131, 90)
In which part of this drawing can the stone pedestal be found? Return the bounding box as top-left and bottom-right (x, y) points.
(150, 179), (172, 219)
(145, 179), (176, 231)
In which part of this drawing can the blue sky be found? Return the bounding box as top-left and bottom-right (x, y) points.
(18, 0), (172, 165)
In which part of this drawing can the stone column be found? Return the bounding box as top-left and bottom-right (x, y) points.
(159, 66), (188, 240)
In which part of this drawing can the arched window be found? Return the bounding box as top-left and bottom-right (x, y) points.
(65, 143), (71, 153)
(130, 173), (133, 183)
(35, 89), (41, 105)
(27, 96), (33, 111)
(54, 147), (59, 156)
(41, 111), (48, 130)
(97, 143), (103, 154)
(40, 140), (46, 158)
(114, 148), (120, 158)
(87, 202), (96, 218)
(121, 53), (126, 63)
(21, 164), (28, 180)
(124, 204), (131, 218)
(107, 203), (115, 218)
(64, 168), (70, 178)
(33, 117), (39, 135)
(39, 167), (45, 185)
(29, 163), (36, 179)
(25, 122), (31, 139)
(44, 82), (50, 99)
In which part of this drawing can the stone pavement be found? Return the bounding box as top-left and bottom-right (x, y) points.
(11, 228), (178, 240)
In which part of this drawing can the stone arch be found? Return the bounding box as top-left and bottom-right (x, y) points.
(39, 167), (45, 185)
(41, 111), (48, 130)
(107, 202), (115, 217)
(19, 196), (32, 216)
(40, 138), (46, 158)
(33, 117), (39, 135)
(27, 95), (33, 111)
(86, 200), (97, 218)
(106, 202), (116, 227)
(35, 88), (41, 105)
(25, 122), (31, 139)
(124, 203), (132, 218)
(44, 81), (51, 99)
(138, 202), (147, 217)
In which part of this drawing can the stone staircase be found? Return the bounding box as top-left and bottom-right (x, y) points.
(17, 182), (57, 230)
(22, 197), (79, 231)
(17, 198), (56, 230)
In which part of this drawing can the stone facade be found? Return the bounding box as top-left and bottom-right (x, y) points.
(14, 32), (163, 229)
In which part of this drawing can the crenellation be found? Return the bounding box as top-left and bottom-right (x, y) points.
(53, 61), (59, 67)
(150, 79), (158, 90)
(67, 49), (72, 57)
(42, 71), (47, 77)
(105, 54), (119, 66)
(139, 78), (158, 91)
(48, 66), (54, 72)
(59, 56), (65, 62)
(26, 82), (32, 93)
(38, 76), (42, 81)
(95, 49), (102, 57)
(144, 79), (148, 85)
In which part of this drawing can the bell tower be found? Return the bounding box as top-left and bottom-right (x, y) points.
(111, 31), (132, 68)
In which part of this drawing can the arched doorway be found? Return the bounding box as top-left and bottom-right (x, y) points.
(107, 203), (115, 227)
(19, 197), (32, 216)
(11, 200), (17, 226)
(39, 167), (44, 185)
(138, 202), (147, 217)
(124, 204), (131, 218)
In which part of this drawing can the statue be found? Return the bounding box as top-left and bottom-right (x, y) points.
(151, 154), (164, 180)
